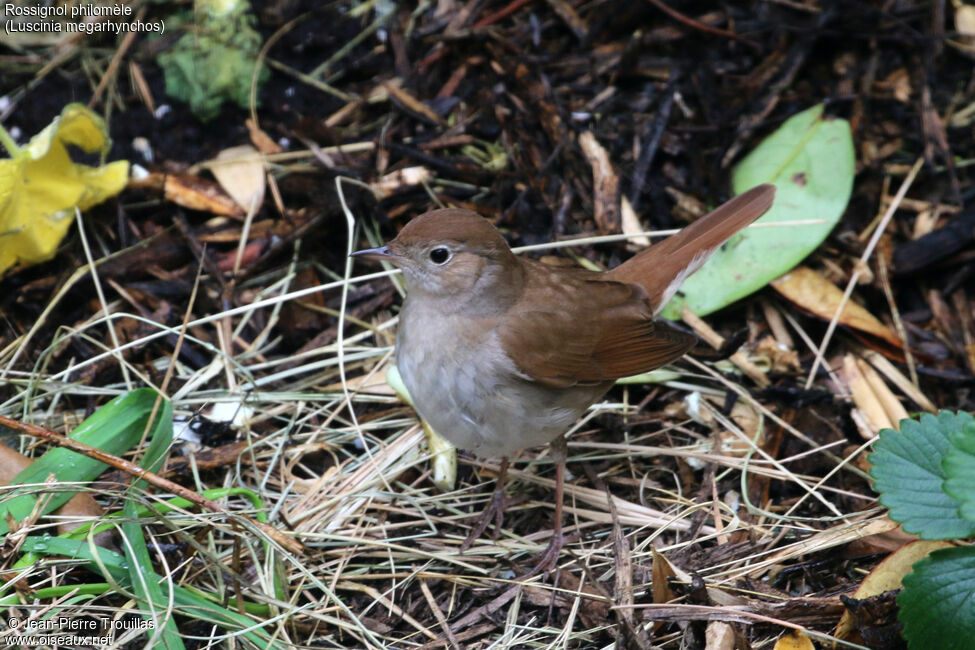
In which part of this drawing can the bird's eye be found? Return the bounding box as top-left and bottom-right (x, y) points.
(429, 247), (451, 264)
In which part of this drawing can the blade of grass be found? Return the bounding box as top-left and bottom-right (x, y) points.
(118, 396), (185, 650)
(20, 536), (284, 650)
(5, 488), (281, 615)
(0, 388), (166, 534)
(0, 411), (302, 554)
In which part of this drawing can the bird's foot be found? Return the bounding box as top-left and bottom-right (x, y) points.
(521, 529), (565, 578)
(460, 477), (507, 551)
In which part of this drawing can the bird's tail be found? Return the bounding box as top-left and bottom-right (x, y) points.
(606, 184), (776, 313)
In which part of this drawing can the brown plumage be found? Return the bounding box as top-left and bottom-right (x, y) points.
(352, 183), (775, 455)
(606, 184), (777, 307)
(351, 183), (776, 570)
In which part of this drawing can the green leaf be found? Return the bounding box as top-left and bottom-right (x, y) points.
(659, 104), (854, 319)
(118, 399), (185, 650)
(157, 0), (268, 122)
(1, 487), (280, 611)
(942, 421), (975, 521)
(898, 546), (975, 650)
(869, 411), (975, 539)
(0, 389), (169, 535)
(20, 537), (283, 649)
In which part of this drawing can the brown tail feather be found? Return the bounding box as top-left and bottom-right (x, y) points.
(606, 184), (776, 312)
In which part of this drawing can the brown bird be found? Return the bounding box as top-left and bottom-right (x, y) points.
(352, 184), (775, 572)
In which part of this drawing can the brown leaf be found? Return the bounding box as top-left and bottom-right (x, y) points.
(651, 547), (678, 633)
(210, 145), (267, 213)
(578, 131), (621, 234)
(620, 196), (650, 248)
(128, 172), (244, 218)
(704, 621), (736, 650)
(163, 173), (244, 218)
(835, 540), (954, 641)
(771, 266), (903, 348)
(837, 354), (908, 438)
(246, 118), (282, 155)
(0, 442), (112, 544)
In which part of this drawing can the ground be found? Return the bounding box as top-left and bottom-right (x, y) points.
(1, 1), (974, 648)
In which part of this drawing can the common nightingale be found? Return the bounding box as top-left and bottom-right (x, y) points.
(352, 184), (775, 571)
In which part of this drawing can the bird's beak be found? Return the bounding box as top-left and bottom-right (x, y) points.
(350, 245), (394, 262)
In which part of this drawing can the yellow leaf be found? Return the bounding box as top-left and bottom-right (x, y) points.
(387, 364), (456, 491)
(772, 629), (815, 650)
(0, 103), (129, 275)
(835, 540), (955, 641)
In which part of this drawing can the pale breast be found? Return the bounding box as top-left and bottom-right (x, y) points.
(396, 298), (611, 457)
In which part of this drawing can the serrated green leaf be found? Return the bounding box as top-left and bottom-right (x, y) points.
(869, 411), (975, 539)
(942, 421), (975, 521)
(899, 546), (975, 650)
(659, 104), (854, 319)
(0, 389), (169, 535)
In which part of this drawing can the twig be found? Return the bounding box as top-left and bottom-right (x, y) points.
(472, 0), (533, 29)
(0, 416), (304, 556)
(643, 0), (761, 50)
(804, 158), (923, 388)
(681, 306), (770, 387)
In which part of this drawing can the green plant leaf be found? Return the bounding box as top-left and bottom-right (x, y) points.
(20, 536), (283, 650)
(869, 411), (975, 539)
(1, 488), (280, 611)
(117, 398), (184, 650)
(157, 0), (268, 121)
(898, 546), (975, 650)
(0, 389), (169, 535)
(659, 104), (854, 319)
(942, 421), (975, 521)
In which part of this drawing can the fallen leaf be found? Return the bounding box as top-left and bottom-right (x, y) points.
(0, 442), (110, 543)
(951, 3), (975, 56)
(651, 547), (678, 632)
(165, 173), (244, 217)
(0, 103), (129, 275)
(661, 104), (854, 319)
(621, 196), (650, 248)
(771, 266), (903, 348)
(704, 621), (736, 650)
(772, 629), (814, 650)
(835, 540), (955, 641)
(578, 131), (621, 234)
(371, 166), (433, 198)
(246, 118), (282, 154)
(128, 171), (244, 218)
(838, 354), (909, 438)
(210, 145), (266, 213)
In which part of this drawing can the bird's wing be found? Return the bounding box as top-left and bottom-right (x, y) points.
(498, 265), (696, 388)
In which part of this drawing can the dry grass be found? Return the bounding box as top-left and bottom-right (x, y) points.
(0, 183), (887, 649)
(6, 2), (961, 646)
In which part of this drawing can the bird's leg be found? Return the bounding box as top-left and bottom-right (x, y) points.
(523, 435), (567, 577)
(461, 456), (509, 551)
